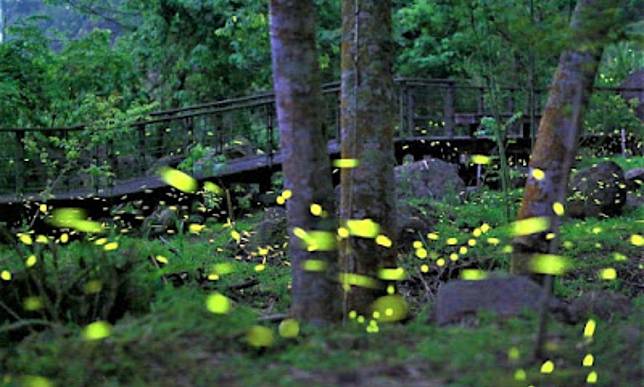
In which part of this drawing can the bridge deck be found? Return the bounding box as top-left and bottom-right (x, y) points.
(0, 136), (496, 205)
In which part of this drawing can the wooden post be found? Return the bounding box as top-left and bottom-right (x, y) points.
(137, 124), (148, 174)
(444, 82), (456, 137)
(399, 81), (406, 135)
(507, 89), (516, 136)
(478, 87), (485, 115)
(620, 128), (627, 156)
(185, 116), (195, 152)
(107, 137), (116, 187)
(93, 140), (100, 194)
(266, 105), (274, 167)
(14, 130), (24, 194)
(60, 129), (71, 189)
(508, 88), (515, 114)
(217, 115), (225, 154)
(406, 86), (415, 135)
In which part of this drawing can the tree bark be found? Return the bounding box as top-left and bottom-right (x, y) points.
(340, 0), (397, 312)
(269, 0), (340, 323)
(512, 0), (624, 273)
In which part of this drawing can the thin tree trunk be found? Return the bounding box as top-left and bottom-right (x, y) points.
(269, 0), (340, 323)
(511, 0), (624, 274)
(340, 0), (397, 312)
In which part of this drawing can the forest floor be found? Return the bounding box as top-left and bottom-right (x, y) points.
(1, 155), (642, 387)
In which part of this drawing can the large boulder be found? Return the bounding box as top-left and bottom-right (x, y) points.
(395, 158), (466, 201)
(248, 207), (288, 250)
(433, 276), (545, 325)
(568, 161), (627, 218)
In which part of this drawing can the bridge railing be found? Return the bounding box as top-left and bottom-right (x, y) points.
(0, 78), (640, 196)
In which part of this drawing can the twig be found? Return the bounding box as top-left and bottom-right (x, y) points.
(158, 236), (180, 255)
(415, 268), (432, 295)
(225, 188), (235, 224)
(149, 256), (169, 285)
(227, 278), (260, 291)
(0, 300), (21, 321)
(258, 313), (288, 322)
(0, 319), (58, 333)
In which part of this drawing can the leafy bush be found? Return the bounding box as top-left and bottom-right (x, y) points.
(0, 238), (155, 342)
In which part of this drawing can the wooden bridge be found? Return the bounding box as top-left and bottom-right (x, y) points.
(0, 78), (640, 221)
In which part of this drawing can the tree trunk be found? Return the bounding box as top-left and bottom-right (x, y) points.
(269, 0), (340, 323)
(511, 0), (624, 274)
(339, 0), (397, 312)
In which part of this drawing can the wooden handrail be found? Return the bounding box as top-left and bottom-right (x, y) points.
(0, 78), (640, 133)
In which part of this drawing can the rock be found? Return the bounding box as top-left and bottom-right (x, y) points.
(223, 136), (256, 159)
(142, 206), (180, 237)
(624, 167), (644, 191)
(192, 151), (227, 176)
(248, 207), (288, 250)
(568, 161), (627, 218)
(397, 202), (436, 250)
(566, 290), (631, 323)
(116, 155), (140, 175)
(332, 185), (436, 250)
(620, 69), (644, 120)
(146, 155), (182, 175)
(510, 167), (528, 189)
(625, 191), (644, 211)
(257, 192), (279, 207)
(395, 158), (466, 201)
(433, 276), (544, 325)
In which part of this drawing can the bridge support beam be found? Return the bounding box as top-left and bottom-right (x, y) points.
(444, 82), (455, 137)
(14, 130), (24, 194)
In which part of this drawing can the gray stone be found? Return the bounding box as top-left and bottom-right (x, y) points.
(142, 206), (180, 237)
(146, 155), (182, 176)
(248, 207), (288, 250)
(567, 290), (631, 322)
(568, 161), (627, 218)
(433, 276), (544, 325)
(624, 167), (644, 191)
(395, 158), (466, 201)
(625, 191), (644, 211)
(223, 136), (257, 159)
(397, 202), (436, 250)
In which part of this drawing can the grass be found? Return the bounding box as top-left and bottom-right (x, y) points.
(1, 158), (642, 387)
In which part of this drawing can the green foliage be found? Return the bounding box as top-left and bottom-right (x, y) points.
(394, 0), (569, 83)
(0, 24), (145, 128)
(0, 23), (54, 127)
(120, 0), (340, 107)
(0, 237), (155, 332)
(585, 93), (643, 138)
(14, 94), (157, 194)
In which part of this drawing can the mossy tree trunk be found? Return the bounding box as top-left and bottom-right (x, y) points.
(269, 0), (340, 323)
(512, 0), (625, 273)
(339, 0), (397, 312)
